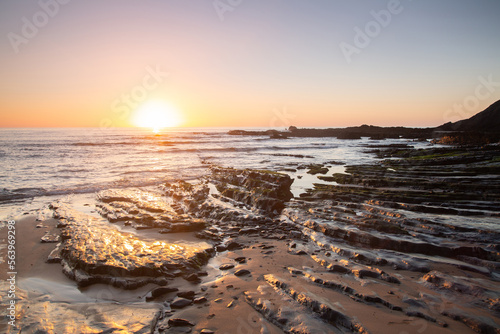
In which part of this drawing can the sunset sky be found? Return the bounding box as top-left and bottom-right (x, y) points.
(1, 0), (499, 128)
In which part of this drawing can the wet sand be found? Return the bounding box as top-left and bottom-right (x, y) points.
(0, 216), (68, 282)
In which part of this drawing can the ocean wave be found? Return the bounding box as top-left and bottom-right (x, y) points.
(0, 165), (208, 203)
(169, 147), (243, 153)
(56, 168), (90, 173)
(72, 139), (243, 147)
(0, 182), (156, 203)
(0, 187), (47, 202)
(264, 145), (335, 151)
(72, 142), (139, 146)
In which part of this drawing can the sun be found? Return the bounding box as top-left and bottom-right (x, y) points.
(132, 100), (182, 132)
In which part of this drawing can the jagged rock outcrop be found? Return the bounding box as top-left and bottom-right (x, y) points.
(210, 167), (293, 216)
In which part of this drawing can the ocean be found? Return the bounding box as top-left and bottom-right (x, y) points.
(0, 127), (424, 220)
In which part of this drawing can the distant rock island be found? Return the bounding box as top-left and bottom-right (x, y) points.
(229, 100), (500, 142)
(229, 125), (434, 140)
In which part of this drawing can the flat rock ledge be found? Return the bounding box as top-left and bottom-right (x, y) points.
(51, 202), (213, 288)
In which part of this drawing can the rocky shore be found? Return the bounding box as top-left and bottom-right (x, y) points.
(228, 124), (436, 140)
(1, 144), (499, 333)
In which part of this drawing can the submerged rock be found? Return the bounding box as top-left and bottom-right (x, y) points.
(219, 263), (235, 270)
(184, 273), (201, 283)
(234, 256), (246, 263)
(170, 297), (192, 309)
(194, 296), (207, 304)
(200, 329), (215, 334)
(234, 269), (251, 276)
(168, 318), (195, 327)
(146, 287), (179, 301)
(177, 291), (196, 299)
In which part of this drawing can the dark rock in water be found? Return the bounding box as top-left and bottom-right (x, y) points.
(226, 240), (243, 250)
(216, 240), (243, 252)
(167, 318), (194, 326)
(219, 264), (235, 270)
(234, 269), (251, 276)
(170, 297), (192, 309)
(194, 296), (208, 304)
(288, 268), (303, 275)
(307, 164), (329, 175)
(328, 264), (350, 274)
(154, 277), (169, 286)
(200, 329), (215, 334)
(147, 287), (179, 301)
(177, 291), (196, 299)
(234, 256), (246, 263)
(184, 273), (201, 283)
(353, 269), (380, 279)
(215, 244), (227, 252)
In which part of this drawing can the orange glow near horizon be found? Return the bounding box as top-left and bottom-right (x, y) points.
(131, 100), (183, 132)
(1, 2), (499, 129)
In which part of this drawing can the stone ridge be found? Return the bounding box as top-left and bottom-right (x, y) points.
(439, 99), (500, 132)
(210, 166), (294, 216)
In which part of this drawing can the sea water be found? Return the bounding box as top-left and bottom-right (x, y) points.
(0, 127), (428, 220)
